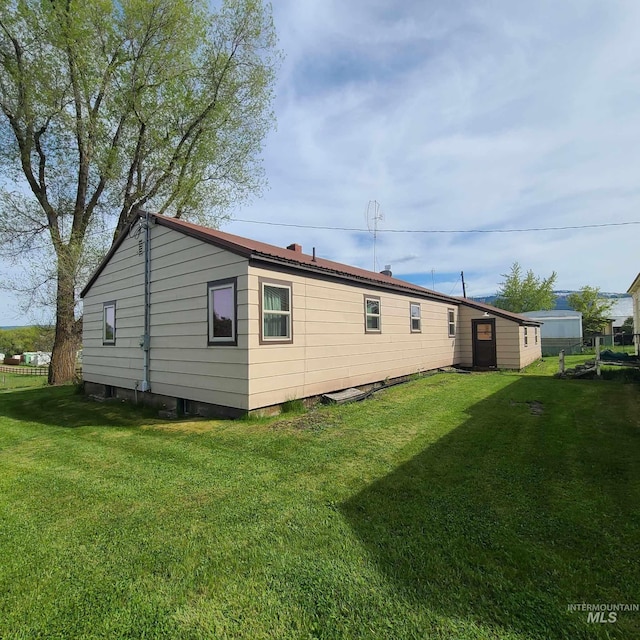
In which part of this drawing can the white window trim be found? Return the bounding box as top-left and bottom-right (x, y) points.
(365, 296), (381, 333)
(448, 309), (456, 337)
(208, 280), (236, 344)
(524, 327), (529, 346)
(261, 281), (292, 342)
(103, 302), (116, 345)
(410, 302), (421, 333)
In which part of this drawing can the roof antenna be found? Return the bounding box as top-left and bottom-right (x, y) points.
(365, 200), (383, 271)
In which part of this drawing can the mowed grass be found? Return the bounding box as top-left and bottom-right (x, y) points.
(0, 365), (639, 639)
(0, 370), (48, 391)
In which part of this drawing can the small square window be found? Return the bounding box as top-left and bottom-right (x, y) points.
(477, 323), (493, 340)
(261, 281), (292, 342)
(103, 302), (116, 345)
(365, 296), (381, 332)
(208, 279), (236, 345)
(448, 309), (456, 337)
(410, 303), (421, 332)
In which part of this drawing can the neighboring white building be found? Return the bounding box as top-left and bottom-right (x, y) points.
(23, 352), (52, 366)
(521, 310), (583, 355)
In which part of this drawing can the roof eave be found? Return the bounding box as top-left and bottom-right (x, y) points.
(153, 215), (253, 259)
(454, 297), (543, 326)
(248, 254), (460, 304)
(627, 272), (640, 294)
(80, 216), (140, 298)
(80, 213), (254, 299)
(80, 212), (540, 324)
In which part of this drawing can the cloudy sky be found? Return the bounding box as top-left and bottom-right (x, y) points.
(1, 0), (639, 325)
(227, 0), (640, 296)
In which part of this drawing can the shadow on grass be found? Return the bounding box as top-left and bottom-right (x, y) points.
(340, 376), (640, 639)
(0, 385), (158, 428)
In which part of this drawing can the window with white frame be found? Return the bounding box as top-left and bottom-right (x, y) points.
(261, 281), (292, 342)
(447, 309), (456, 337)
(103, 302), (116, 345)
(535, 327), (538, 345)
(364, 296), (381, 332)
(410, 302), (421, 332)
(524, 327), (529, 346)
(208, 279), (236, 345)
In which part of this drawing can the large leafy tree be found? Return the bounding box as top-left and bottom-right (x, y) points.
(493, 262), (557, 313)
(0, 0), (279, 383)
(567, 286), (615, 336)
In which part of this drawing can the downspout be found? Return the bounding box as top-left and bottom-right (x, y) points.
(141, 210), (152, 392)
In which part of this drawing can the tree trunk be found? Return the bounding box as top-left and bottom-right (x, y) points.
(48, 262), (79, 385)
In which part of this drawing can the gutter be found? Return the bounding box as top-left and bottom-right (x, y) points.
(248, 255), (460, 306)
(141, 210), (152, 392)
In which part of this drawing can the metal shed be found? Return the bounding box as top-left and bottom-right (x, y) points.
(521, 310), (583, 355)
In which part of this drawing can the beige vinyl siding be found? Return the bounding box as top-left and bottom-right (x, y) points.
(520, 326), (543, 368)
(83, 224), (251, 410)
(145, 226), (250, 410)
(82, 232), (145, 388)
(246, 266), (459, 409)
(457, 306), (541, 369)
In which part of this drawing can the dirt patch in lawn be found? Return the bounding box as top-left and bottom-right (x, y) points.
(510, 399), (544, 416)
(527, 400), (544, 415)
(271, 410), (342, 432)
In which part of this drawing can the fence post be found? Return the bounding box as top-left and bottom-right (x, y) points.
(559, 350), (565, 375)
(595, 336), (601, 377)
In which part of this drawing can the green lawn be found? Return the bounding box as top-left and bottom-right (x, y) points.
(0, 370), (48, 391)
(1, 363), (639, 639)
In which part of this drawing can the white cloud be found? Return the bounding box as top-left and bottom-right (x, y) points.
(226, 0), (640, 296)
(2, 0), (639, 323)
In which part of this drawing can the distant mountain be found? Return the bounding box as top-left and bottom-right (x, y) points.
(472, 291), (632, 317)
(553, 291), (631, 311)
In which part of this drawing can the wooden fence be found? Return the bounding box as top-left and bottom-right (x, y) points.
(0, 365), (83, 376)
(0, 364), (49, 376)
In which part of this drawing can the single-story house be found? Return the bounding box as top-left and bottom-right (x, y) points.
(80, 213), (542, 416)
(521, 310), (583, 356)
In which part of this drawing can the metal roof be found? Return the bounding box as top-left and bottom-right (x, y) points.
(81, 213), (541, 327)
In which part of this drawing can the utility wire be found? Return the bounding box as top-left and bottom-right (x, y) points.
(448, 274), (461, 296)
(43, 216), (637, 245)
(232, 219), (640, 234)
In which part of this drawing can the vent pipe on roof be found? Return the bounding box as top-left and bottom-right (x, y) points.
(312, 247), (316, 262)
(380, 264), (392, 277)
